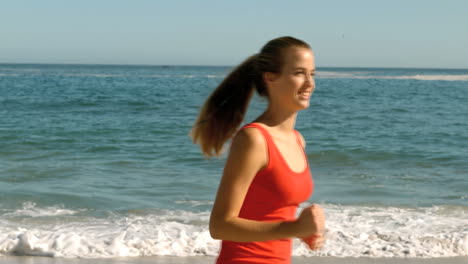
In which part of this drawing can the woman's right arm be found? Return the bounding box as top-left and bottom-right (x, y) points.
(209, 128), (323, 242)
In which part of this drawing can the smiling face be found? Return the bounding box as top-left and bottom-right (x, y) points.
(265, 47), (315, 112)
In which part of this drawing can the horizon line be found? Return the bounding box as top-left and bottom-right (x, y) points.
(1, 62), (467, 71)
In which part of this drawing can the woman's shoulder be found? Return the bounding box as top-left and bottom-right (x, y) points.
(232, 125), (266, 150)
(226, 125), (268, 172)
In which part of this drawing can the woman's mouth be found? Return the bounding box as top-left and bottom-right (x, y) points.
(298, 90), (311, 99)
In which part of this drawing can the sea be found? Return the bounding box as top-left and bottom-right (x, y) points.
(0, 64), (467, 259)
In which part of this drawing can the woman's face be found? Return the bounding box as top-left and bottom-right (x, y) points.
(266, 47), (315, 112)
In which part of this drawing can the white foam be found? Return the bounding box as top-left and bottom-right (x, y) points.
(317, 71), (363, 79)
(386, 74), (468, 81)
(59, 74), (224, 78)
(293, 204), (468, 258)
(2, 202), (78, 218)
(0, 68), (41, 72)
(145, 74), (171, 78)
(316, 71), (468, 81)
(0, 209), (217, 258)
(174, 200), (214, 207)
(0, 73), (20, 76)
(62, 73), (122, 77)
(0, 204), (466, 258)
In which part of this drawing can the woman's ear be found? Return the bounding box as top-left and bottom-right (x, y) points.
(263, 72), (278, 86)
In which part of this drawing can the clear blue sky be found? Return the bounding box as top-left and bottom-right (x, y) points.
(1, 0), (467, 68)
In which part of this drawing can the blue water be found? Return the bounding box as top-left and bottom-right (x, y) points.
(0, 64), (467, 258)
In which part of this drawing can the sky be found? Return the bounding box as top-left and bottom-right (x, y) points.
(1, 0), (467, 68)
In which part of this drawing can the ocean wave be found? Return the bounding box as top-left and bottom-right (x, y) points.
(0, 73), (20, 77)
(57, 73), (225, 78)
(388, 74), (468, 81)
(294, 204), (468, 258)
(0, 203), (466, 258)
(316, 71), (361, 78)
(2, 202), (78, 218)
(174, 200), (214, 207)
(0, 68), (41, 72)
(0, 207), (215, 258)
(317, 71), (468, 81)
(62, 73), (122, 77)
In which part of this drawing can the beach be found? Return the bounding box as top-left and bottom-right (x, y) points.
(0, 64), (467, 261)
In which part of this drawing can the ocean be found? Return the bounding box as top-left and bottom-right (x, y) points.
(0, 64), (467, 259)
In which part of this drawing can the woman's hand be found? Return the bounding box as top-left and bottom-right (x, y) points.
(295, 204), (326, 250)
(301, 232), (325, 250)
(295, 204), (325, 236)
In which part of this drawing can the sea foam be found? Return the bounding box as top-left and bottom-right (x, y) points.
(317, 71), (468, 81)
(0, 203), (466, 258)
(2, 202), (77, 218)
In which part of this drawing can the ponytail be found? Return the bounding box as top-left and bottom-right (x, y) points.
(191, 55), (258, 157)
(191, 36), (311, 157)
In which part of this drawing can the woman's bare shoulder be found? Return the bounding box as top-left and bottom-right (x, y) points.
(228, 127), (267, 169)
(231, 127), (265, 149)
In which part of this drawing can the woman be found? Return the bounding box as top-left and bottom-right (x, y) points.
(191, 36), (325, 264)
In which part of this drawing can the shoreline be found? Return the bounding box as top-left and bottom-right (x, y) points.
(0, 256), (467, 264)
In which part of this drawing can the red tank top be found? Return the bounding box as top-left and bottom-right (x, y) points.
(216, 123), (314, 264)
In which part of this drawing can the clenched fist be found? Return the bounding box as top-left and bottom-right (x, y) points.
(295, 204), (326, 250)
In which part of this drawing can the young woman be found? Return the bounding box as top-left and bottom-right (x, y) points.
(191, 36), (325, 264)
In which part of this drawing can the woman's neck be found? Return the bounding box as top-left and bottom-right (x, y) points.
(255, 107), (297, 133)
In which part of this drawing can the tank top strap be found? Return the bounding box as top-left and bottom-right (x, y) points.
(239, 122), (309, 174)
(241, 123), (275, 148)
(242, 123), (303, 150)
(240, 122), (281, 161)
(293, 130), (304, 150)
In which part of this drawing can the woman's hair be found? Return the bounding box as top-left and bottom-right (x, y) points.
(191, 36), (311, 156)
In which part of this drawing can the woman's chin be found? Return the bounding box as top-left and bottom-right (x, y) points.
(296, 101), (310, 111)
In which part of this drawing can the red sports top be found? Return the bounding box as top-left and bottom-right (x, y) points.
(216, 123), (314, 264)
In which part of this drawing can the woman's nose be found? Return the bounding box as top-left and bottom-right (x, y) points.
(305, 75), (315, 86)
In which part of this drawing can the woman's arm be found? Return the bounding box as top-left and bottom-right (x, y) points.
(209, 128), (322, 242)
